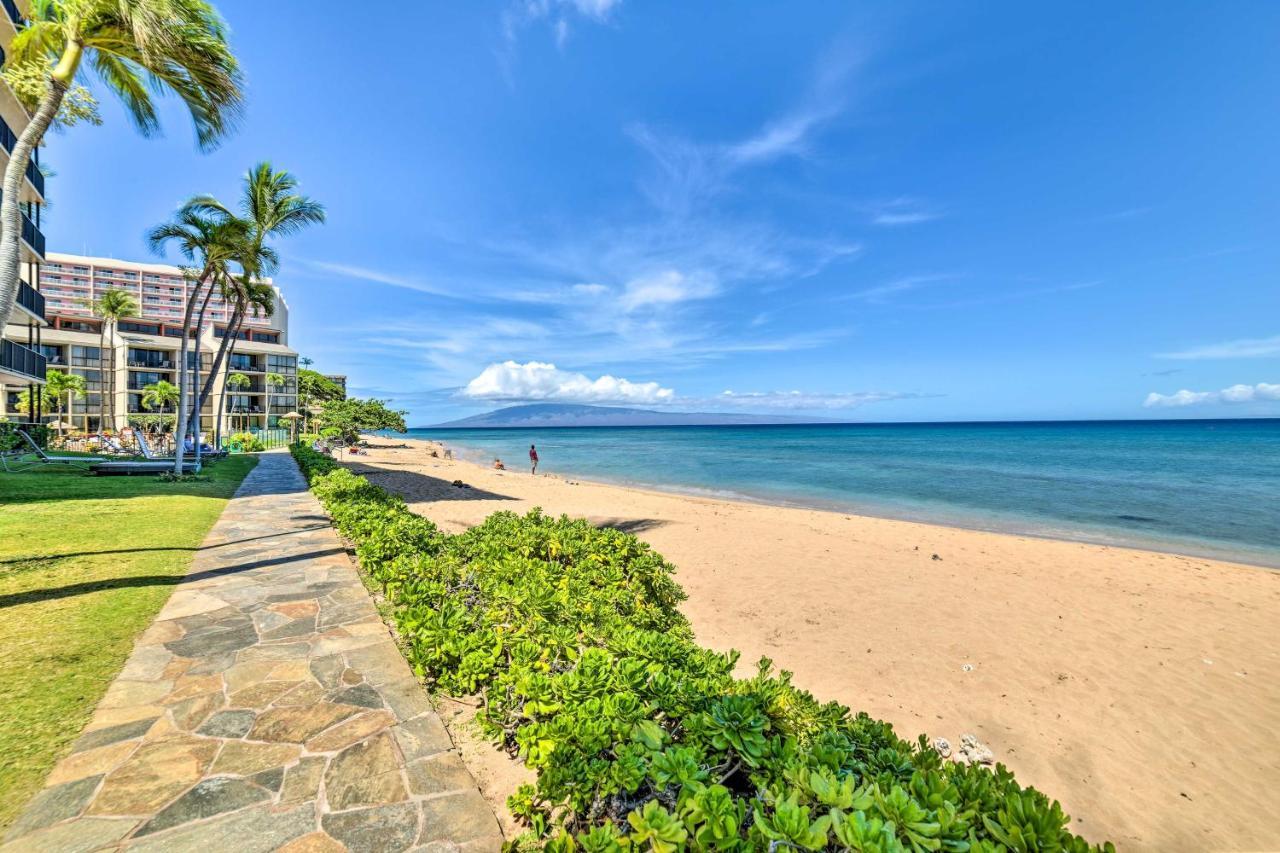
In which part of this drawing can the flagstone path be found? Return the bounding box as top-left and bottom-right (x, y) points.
(4, 451), (502, 853)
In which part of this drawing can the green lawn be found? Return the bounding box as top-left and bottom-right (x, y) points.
(0, 456), (258, 830)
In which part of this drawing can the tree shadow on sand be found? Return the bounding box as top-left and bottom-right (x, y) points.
(345, 463), (519, 503)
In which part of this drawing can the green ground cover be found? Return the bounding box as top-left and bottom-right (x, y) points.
(292, 444), (1112, 852)
(0, 455), (257, 830)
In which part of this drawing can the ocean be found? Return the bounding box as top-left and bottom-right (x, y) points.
(404, 419), (1280, 568)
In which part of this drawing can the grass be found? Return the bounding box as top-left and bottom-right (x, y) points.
(0, 455), (258, 830)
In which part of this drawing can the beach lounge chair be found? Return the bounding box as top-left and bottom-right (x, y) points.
(90, 459), (202, 476)
(0, 430), (106, 472)
(137, 432), (225, 463)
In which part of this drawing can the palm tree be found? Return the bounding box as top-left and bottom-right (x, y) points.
(140, 379), (179, 435)
(86, 288), (137, 430)
(194, 163), (324, 407)
(0, 0), (244, 329)
(45, 369), (86, 436)
(147, 207), (247, 474)
(156, 164), (322, 474)
(14, 385), (55, 417)
(264, 371), (284, 432)
(223, 371), (249, 432)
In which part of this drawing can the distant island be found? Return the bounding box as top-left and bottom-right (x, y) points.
(426, 403), (843, 429)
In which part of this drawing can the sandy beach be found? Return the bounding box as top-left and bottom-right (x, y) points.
(342, 438), (1279, 852)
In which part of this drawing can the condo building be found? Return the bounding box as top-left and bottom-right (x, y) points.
(2, 252), (299, 435)
(0, 0), (52, 405)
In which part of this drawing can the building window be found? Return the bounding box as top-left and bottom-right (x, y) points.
(71, 345), (101, 366)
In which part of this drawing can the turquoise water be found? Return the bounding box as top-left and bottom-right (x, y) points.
(405, 420), (1280, 568)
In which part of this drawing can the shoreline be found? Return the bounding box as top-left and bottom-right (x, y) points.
(432, 436), (1280, 571)
(348, 436), (1280, 851)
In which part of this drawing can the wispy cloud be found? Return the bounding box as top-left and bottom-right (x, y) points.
(502, 0), (621, 50)
(1143, 382), (1280, 408)
(1143, 368), (1183, 377)
(1157, 335), (1280, 360)
(629, 46), (865, 216)
(1095, 206), (1153, 222)
(846, 274), (954, 304)
(296, 260), (456, 298)
(869, 198), (943, 227)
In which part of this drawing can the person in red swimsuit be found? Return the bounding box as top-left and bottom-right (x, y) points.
(529, 444), (539, 475)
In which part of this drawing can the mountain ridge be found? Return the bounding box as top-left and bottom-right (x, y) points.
(424, 403), (842, 429)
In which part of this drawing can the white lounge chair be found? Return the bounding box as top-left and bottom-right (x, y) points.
(0, 430), (106, 472)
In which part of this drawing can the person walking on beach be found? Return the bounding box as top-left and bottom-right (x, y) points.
(529, 444), (539, 475)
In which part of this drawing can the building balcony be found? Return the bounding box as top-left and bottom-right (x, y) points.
(1, 0), (22, 29)
(0, 191), (46, 259)
(128, 359), (175, 370)
(0, 338), (46, 383)
(12, 278), (46, 324)
(0, 112), (45, 199)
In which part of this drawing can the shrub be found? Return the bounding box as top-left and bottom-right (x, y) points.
(290, 445), (1113, 852)
(228, 431), (266, 453)
(298, 432), (321, 445)
(0, 421), (49, 452)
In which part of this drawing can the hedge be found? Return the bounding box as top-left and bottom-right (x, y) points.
(290, 444), (1112, 853)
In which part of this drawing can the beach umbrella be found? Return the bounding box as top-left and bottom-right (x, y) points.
(282, 411), (302, 442)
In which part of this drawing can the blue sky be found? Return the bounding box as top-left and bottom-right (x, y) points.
(44, 1), (1280, 424)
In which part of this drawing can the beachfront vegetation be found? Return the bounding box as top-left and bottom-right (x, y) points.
(0, 454), (257, 830)
(315, 397), (406, 443)
(290, 445), (1113, 853)
(0, 0), (245, 330)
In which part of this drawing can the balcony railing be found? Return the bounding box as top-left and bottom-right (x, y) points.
(0, 114), (45, 197)
(1, 339), (47, 381)
(1, 0), (23, 30)
(0, 192), (46, 258)
(15, 278), (45, 320)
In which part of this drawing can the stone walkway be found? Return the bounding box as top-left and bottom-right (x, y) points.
(4, 451), (501, 853)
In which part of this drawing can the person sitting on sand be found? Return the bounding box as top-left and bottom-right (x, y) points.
(493, 458), (505, 470)
(529, 444), (539, 475)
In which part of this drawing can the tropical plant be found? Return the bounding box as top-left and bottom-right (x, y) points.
(223, 371), (249, 432)
(289, 444), (1117, 853)
(86, 288), (137, 429)
(0, 0), (244, 330)
(227, 430), (264, 452)
(140, 379), (179, 419)
(13, 385), (55, 417)
(44, 369), (86, 435)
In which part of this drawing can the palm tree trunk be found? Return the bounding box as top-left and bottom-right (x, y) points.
(106, 320), (117, 431)
(0, 75), (69, 328)
(97, 323), (108, 431)
(190, 285), (215, 464)
(199, 305), (244, 405)
(172, 273), (211, 475)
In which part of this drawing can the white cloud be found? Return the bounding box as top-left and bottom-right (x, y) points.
(1143, 382), (1280, 408)
(572, 282), (608, 296)
(1157, 335), (1280, 360)
(458, 362), (926, 413)
(462, 360), (675, 405)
